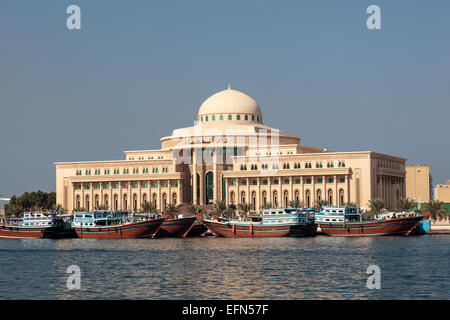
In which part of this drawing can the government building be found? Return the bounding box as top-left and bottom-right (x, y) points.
(55, 86), (407, 213)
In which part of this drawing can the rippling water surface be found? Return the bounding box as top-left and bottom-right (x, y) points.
(0, 235), (449, 299)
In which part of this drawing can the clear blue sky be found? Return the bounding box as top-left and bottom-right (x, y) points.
(1, 0), (449, 205)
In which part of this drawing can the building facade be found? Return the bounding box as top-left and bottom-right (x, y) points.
(435, 180), (450, 203)
(405, 164), (430, 204)
(55, 87), (407, 212)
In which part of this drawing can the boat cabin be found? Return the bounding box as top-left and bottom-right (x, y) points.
(315, 206), (360, 223)
(22, 211), (58, 226)
(72, 210), (131, 228)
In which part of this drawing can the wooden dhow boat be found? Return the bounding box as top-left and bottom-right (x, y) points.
(0, 211), (69, 239)
(316, 205), (423, 237)
(203, 208), (317, 237)
(154, 214), (197, 238)
(71, 210), (165, 239)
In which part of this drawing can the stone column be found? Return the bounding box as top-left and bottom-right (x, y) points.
(334, 175), (337, 206)
(127, 181), (131, 210)
(158, 180), (162, 211)
(346, 174), (350, 203)
(193, 149), (198, 205)
(213, 150), (217, 204)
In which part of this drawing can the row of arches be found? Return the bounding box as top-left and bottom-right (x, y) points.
(75, 192), (178, 211)
(229, 188), (346, 209)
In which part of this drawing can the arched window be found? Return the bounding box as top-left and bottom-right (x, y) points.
(244, 114), (248, 120)
(252, 115), (255, 121)
(228, 114), (232, 120)
(212, 115), (215, 121)
(252, 180), (257, 185)
(205, 116), (208, 121)
(237, 114), (240, 120)
(263, 179), (268, 185)
(284, 191), (288, 207)
(172, 193), (177, 205)
(306, 190), (311, 207)
(220, 115), (223, 120)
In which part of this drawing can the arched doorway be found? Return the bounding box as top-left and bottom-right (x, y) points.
(305, 190), (311, 208)
(142, 193), (147, 204)
(104, 195), (109, 209)
(252, 191), (256, 210)
(273, 191), (278, 208)
(76, 195), (81, 209)
(328, 189), (333, 205)
(284, 190), (289, 207)
(162, 193), (167, 210)
(123, 194), (128, 210)
(152, 193), (157, 209)
(205, 171), (214, 204)
(85, 195), (90, 211)
(230, 191), (235, 204)
(294, 190), (300, 203)
(114, 194), (118, 210)
(172, 193), (177, 205)
(133, 194), (137, 212)
(339, 189), (344, 206)
(317, 190), (322, 201)
(241, 191), (246, 204)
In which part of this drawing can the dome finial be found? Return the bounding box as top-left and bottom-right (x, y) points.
(227, 83), (231, 90)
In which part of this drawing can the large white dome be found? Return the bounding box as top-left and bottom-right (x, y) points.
(197, 86), (262, 122)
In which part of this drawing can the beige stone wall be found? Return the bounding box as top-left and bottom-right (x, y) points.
(405, 165), (430, 203)
(435, 184), (450, 202)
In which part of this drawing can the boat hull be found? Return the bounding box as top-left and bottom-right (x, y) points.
(155, 217), (197, 238)
(204, 220), (316, 237)
(74, 218), (165, 239)
(318, 216), (423, 237)
(0, 225), (48, 239)
(186, 222), (208, 237)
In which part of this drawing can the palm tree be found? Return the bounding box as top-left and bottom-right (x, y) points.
(95, 204), (109, 211)
(237, 203), (251, 215)
(55, 203), (66, 215)
(73, 206), (86, 212)
(223, 205), (236, 219)
(288, 199), (304, 208)
(396, 198), (416, 212)
(424, 200), (446, 221)
(212, 200), (227, 215)
(314, 200), (329, 211)
(187, 204), (203, 216)
(164, 203), (179, 218)
(141, 201), (157, 213)
(368, 198), (385, 214)
(262, 202), (274, 209)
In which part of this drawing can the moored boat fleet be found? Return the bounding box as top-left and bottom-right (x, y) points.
(0, 205), (425, 239)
